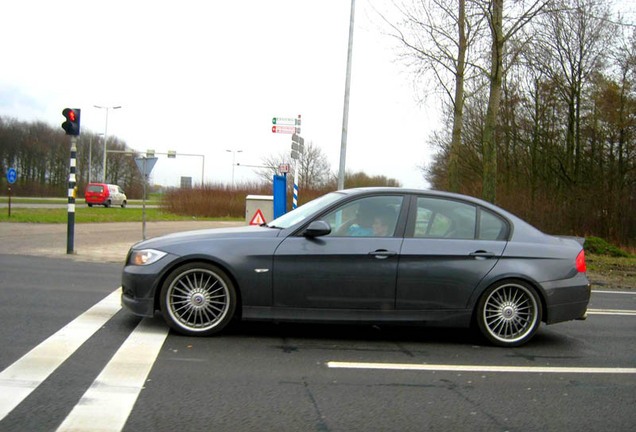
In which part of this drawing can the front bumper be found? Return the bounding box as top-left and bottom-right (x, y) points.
(121, 290), (155, 317)
(120, 252), (179, 317)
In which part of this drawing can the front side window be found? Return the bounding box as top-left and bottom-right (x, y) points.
(268, 192), (345, 229)
(322, 195), (403, 237)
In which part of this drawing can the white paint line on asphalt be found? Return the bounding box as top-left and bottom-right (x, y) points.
(592, 290), (635, 295)
(327, 362), (636, 374)
(0, 288), (122, 421)
(56, 318), (169, 432)
(588, 309), (636, 316)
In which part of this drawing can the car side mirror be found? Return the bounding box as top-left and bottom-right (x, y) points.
(303, 220), (331, 238)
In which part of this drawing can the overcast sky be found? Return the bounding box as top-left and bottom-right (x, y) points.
(0, 0), (439, 189)
(2, 1), (633, 189)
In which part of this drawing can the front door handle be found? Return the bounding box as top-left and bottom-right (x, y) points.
(369, 250), (397, 259)
(469, 250), (496, 259)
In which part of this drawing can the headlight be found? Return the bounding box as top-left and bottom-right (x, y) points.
(129, 249), (167, 266)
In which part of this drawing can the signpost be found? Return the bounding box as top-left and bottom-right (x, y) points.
(6, 168), (16, 218)
(272, 115), (303, 210)
(271, 125), (298, 134)
(272, 117), (301, 126)
(290, 134), (305, 209)
(272, 115), (301, 135)
(134, 157), (158, 240)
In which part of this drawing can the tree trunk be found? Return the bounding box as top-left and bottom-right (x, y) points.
(448, 0), (467, 193)
(482, 0), (504, 203)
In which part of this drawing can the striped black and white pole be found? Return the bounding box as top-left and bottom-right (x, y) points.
(293, 161), (299, 209)
(67, 137), (77, 254)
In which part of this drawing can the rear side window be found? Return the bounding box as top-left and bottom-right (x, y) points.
(414, 197), (476, 239)
(478, 210), (508, 240)
(87, 185), (104, 193)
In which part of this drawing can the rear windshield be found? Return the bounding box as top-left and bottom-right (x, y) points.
(87, 185), (104, 193)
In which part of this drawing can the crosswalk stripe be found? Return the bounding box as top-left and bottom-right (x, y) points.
(0, 288), (122, 421)
(56, 318), (169, 432)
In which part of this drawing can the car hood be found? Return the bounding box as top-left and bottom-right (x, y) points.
(131, 225), (281, 251)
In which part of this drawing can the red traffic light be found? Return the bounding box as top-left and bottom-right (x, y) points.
(62, 108), (81, 136)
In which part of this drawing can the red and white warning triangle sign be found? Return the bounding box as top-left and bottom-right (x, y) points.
(249, 209), (266, 225)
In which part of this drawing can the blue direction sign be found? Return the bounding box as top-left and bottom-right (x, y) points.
(7, 168), (17, 184)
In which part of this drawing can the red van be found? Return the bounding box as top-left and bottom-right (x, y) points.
(85, 183), (127, 208)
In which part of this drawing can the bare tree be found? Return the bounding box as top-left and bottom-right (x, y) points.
(535, 0), (614, 183)
(257, 141), (331, 190)
(477, 0), (551, 203)
(386, 0), (484, 192)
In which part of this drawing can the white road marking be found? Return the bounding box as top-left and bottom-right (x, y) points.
(588, 309), (636, 316)
(327, 361), (636, 374)
(592, 290), (635, 295)
(0, 288), (122, 421)
(56, 318), (169, 432)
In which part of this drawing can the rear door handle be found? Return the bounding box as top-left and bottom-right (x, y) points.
(469, 250), (496, 259)
(369, 250), (397, 259)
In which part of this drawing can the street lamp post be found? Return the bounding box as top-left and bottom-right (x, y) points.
(338, 0), (356, 190)
(226, 149), (242, 187)
(94, 105), (122, 182)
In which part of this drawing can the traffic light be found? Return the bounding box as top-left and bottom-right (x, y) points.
(62, 108), (81, 136)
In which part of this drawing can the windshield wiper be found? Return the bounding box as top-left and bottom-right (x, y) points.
(263, 223), (282, 229)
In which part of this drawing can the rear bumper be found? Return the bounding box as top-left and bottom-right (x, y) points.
(542, 273), (591, 324)
(86, 197), (107, 204)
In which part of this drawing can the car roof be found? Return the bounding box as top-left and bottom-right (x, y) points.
(337, 187), (549, 242)
(341, 187), (497, 209)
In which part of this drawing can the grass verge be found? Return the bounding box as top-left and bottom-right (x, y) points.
(586, 254), (636, 290)
(0, 207), (241, 223)
(1, 197), (161, 205)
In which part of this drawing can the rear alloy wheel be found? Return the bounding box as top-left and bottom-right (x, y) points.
(476, 280), (542, 347)
(160, 263), (237, 336)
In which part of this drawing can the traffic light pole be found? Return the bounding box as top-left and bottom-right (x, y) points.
(67, 137), (78, 254)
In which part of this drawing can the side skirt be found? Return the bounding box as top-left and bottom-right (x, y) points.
(241, 306), (473, 328)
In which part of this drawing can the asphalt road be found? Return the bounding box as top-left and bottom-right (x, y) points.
(0, 250), (634, 431)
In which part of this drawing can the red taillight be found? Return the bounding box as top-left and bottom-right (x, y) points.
(576, 250), (586, 273)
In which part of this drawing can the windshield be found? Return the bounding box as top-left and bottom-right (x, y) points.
(267, 192), (344, 229)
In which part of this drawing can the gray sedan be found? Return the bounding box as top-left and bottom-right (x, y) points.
(121, 188), (590, 347)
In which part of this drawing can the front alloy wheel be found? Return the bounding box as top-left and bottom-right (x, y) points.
(476, 280), (542, 347)
(160, 263), (236, 336)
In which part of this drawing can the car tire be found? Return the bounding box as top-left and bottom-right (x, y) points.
(121, 200), (127, 208)
(160, 262), (237, 336)
(104, 200), (111, 208)
(88, 203), (93, 207)
(476, 280), (542, 347)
